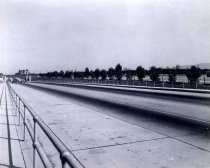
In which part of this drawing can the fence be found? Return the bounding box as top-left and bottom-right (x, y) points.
(34, 78), (209, 90)
(7, 82), (82, 168)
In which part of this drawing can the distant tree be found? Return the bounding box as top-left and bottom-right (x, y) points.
(115, 64), (122, 80)
(175, 65), (182, 75)
(149, 66), (160, 82)
(78, 71), (83, 79)
(64, 71), (69, 78)
(64, 70), (73, 79)
(94, 68), (101, 80)
(176, 65), (181, 69)
(107, 67), (115, 80)
(136, 66), (145, 81)
(58, 70), (64, 78)
(124, 68), (133, 80)
(45, 72), (50, 78)
(45, 72), (49, 78)
(186, 66), (201, 84)
(84, 67), (90, 79)
(168, 69), (177, 83)
(52, 71), (58, 78)
(70, 71), (73, 79)
(101, 69), (107, 80)
(90, 70), (95, 79)
(207, 70), (210, 77)
(44, 73), (48, 78)
(73, 71), (78, 79)
(201, 69), (208, 75)
(39, 73), (44, 78)
(163, 66), (171, 74)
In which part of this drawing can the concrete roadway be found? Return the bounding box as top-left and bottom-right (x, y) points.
(27, 82), (210, 124)
(10, 83), (210, 168)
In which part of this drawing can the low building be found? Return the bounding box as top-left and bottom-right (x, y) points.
(15, 69), (29, 75)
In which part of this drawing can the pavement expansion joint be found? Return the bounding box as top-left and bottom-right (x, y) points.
(0, 136), (21, 141)
(0, 114), (17, 116)
(21, 147), (33, 151)
(0, 163), (23, 168)
(171, 131), (210, 139)
(71, 136), (169, 152)
(0, 123), (20, 126)
(168, 136), (210, 153)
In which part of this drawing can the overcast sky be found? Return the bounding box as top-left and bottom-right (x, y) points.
(0, 0), (210, 74)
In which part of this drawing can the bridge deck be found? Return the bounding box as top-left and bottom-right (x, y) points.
(1, 81), (210, 168)
(0, 84), (26, 168)
(10, 83), (210, 168)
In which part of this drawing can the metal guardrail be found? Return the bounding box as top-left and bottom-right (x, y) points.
(69, 79), (188, 88)
(34, 78), (210, 90)
(6, 82), (83, 168)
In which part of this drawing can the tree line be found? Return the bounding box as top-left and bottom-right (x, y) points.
(39, 64), (207, 84)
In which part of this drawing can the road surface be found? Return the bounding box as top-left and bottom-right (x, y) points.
(9, 83), (210, 168)
(27, 82), (210, 124)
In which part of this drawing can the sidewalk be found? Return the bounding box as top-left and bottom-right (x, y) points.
(0, 83), (26, 168)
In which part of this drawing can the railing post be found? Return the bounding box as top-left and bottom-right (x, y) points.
(61, 156), (68, 168)
(23, 104), (26, 141)
(61, 151), (70, 168)
(19, 97), (21, 125)
(62, 160), (66, 168)
(33, 117), (38, 168)
(15, 94), (17, 116)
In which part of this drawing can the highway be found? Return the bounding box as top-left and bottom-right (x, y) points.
(26, 82), (210, 125)
(9, 82), (210, 168)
